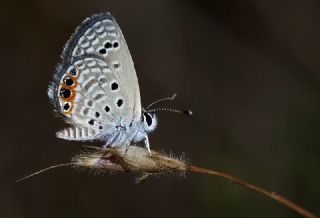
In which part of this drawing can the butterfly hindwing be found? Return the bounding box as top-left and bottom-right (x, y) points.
(50, 56), (132, 139)
(56, 126), (99, 141)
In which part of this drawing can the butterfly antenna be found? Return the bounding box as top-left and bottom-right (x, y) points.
(147, 107), (193, 116)
(146, 93), (177, 110)
(16, 163), (74, 182)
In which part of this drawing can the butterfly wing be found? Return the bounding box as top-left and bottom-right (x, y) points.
(48, 12), (142, 141)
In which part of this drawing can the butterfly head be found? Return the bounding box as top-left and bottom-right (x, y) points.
(142, 110), (158, 133)
(141, 93), (193, 133)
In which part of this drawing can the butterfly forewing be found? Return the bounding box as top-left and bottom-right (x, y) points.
(64, 12), (141, 121)
(49, 12), (142, 141)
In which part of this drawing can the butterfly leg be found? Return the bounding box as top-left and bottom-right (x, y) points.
(104, 130), (122, 148)
(135, 174), (149, 184)
(144, 136), (151, 156)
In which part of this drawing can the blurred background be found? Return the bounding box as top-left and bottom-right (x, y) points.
(0, 0), (319, 217)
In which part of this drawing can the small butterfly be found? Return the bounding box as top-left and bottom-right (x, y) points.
(48, 12), (191, 154)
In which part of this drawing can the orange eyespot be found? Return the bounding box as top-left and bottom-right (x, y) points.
(63, 75), (78, 88)
(58, 69), (79, 115)
(62, 102), (73, 116)
(63, 76), (75, 86)
(63, 102), (71, 111)
(59, 87), (76, 101)
(69, 68), (78, 77)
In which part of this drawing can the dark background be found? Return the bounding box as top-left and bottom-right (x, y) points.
(1, 0), (319, 217)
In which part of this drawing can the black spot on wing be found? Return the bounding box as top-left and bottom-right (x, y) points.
(63, 77), (74, 86)
(117, 98), (123, 107)
(105, 105), (110, 113)
(63, 102), (71, 111)
(99, 48), (107, 54)
(117, 99), (123, 107)
(111, 82), (118, 90)
(113, 42), (119, 48)
(59, 88), (71, 98)
(70, 68), (78, 76)
(104, 42), (112, 49)
(61, 12), (115, 67)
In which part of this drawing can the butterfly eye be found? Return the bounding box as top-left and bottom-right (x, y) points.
(70, 68), (78, 77)
(63, 76), (74, 86)
(144, 112), (153, 126)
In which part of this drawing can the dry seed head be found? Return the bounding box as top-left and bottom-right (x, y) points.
(72, 146), (188, 175)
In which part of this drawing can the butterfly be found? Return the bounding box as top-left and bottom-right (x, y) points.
(48, 12), (191, 154)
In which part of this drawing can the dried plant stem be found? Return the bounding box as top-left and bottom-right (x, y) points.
(16, 163), (74, 182)
(188, 165), (318, 218)
(17, 146), (318, 218)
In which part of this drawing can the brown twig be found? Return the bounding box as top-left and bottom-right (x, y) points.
(16, 163), (74, 182)
(17, 145), (318, 218)
(188, 165), (318, 218)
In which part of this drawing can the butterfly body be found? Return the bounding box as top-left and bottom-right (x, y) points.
(48, 12), (157, 153)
